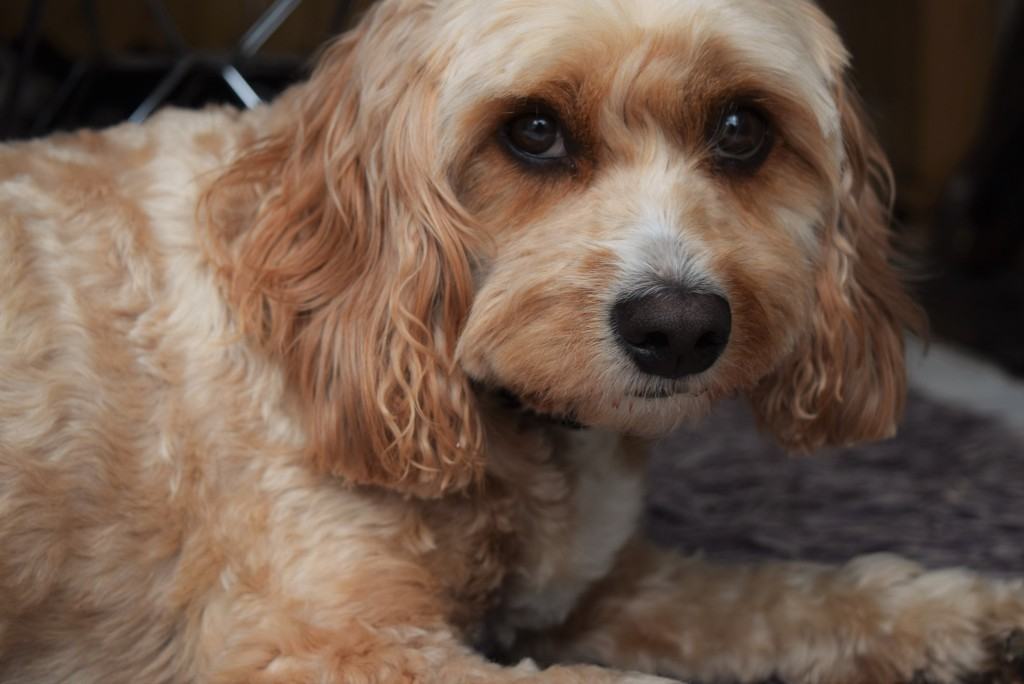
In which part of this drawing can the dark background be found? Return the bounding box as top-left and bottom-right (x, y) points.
(2, 0), (1022, 375)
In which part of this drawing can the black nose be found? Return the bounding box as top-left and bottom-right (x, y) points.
(612, 288), (731, 379)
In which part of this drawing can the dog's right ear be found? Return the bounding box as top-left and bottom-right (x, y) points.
(204, 3), (484, 498)
(750, 70), (925, 452)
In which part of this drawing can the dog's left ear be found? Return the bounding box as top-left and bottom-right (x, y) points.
(205, 4), (484, 497)
(751, 70), (926, 451)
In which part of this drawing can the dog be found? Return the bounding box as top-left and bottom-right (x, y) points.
(2, 0), (1022, 682)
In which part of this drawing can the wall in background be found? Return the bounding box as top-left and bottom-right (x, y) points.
(818, 0), (1002, 220)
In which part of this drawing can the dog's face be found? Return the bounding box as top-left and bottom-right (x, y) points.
(211, 0), (922, 496)
(447, 0), (849, 436)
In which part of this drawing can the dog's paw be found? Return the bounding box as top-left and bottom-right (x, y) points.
(800, 558), (1024, 684)
(881, 570), (1024, 683)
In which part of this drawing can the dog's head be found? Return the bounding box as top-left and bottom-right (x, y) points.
(209, 0), (922, 497)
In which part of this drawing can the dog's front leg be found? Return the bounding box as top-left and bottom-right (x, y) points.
(205, 617), (680, 684)
(196, 560), (681, 684)
(520, 539), (1024, 684)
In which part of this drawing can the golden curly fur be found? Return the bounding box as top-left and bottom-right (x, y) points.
(1, 1), (1021, 682)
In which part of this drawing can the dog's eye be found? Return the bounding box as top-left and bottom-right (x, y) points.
(503, 112), (568, 161)
(711, 106), (772, 172)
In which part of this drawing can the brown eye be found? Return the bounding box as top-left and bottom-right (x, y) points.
(711, 106), (772, 172)
(503, 111), (568, 161)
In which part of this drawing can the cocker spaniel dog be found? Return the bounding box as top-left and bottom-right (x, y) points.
(1, 0), (1022, 682)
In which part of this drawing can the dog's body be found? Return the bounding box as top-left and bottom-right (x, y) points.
(2, 1), (1023, 682)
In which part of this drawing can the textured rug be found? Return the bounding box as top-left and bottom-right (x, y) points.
(649, 391), (1024, 572)
(646, 391), (1024, 682)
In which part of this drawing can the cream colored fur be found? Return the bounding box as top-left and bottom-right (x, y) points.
(1, 1), (1022, 682)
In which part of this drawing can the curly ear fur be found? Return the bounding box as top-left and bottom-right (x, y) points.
(752, 81), (926, 451)
(205, 4), (483, 497)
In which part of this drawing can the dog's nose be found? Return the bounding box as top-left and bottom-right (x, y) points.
(612, 288), (731, 379)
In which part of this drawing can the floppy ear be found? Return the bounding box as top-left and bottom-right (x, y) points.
(205, 4), (483, 497)
(751, 80), (926, 451)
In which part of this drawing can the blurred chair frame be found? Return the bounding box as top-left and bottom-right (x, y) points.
(1, 0), (354, 138)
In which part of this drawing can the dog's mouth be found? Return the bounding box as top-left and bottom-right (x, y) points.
(471, 379), (705, 432)
(630, 386), (687, 399)
(472, 382), (586, 430)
